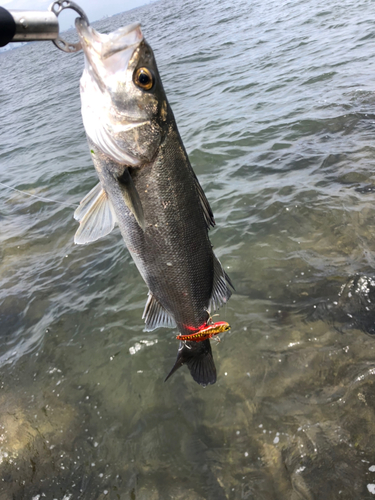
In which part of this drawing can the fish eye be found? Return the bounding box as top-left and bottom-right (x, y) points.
(134, 67), (154, 90)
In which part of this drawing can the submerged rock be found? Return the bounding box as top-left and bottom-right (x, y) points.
(0, 392), (78, 499)
(310, 274), (375, 335)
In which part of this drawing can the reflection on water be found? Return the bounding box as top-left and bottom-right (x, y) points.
(2, 0), (375, 497)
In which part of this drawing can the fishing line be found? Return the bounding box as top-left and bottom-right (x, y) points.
(0, 181), (78, 208)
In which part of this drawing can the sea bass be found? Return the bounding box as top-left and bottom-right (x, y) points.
(74, 19), (233, 386)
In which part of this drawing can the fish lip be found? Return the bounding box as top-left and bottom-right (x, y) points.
(75, 18), (143, 59)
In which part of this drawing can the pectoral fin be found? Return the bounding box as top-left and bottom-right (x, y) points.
(74, 183), (117, 244)
(118, 168), (145, 230)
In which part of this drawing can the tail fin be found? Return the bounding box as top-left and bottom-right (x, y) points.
(165, 339), (216, 387)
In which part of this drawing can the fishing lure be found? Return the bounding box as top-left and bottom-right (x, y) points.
(176, 321), (231, 343)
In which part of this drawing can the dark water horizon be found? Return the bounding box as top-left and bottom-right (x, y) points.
(2, 0), (375, 498)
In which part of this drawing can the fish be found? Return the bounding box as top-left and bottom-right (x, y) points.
(74, 18), (233, 386)
(176, 321), (231, 342)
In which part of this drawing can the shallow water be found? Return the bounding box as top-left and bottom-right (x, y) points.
(2, 0), (375, 498)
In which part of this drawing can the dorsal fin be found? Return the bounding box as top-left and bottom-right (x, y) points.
(208, 256), (234, 313)
(193, 173), (215, 229)
(142, 292), (177, 332)
(74, 183), (117, 244)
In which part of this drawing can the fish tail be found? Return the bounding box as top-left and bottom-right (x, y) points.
(165, 339), (216, 386)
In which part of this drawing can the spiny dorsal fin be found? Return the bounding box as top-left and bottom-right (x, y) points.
(208, 256), (234, 313)
(142, 292), (177, 332)
(74, 183), (117, 244)
(193, 173), (215, 229)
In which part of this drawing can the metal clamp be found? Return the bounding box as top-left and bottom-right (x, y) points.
(0, 7), (59, 45)
(49, 0), (89, 53)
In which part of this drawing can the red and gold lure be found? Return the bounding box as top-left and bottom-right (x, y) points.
(176, 321), (231, 343)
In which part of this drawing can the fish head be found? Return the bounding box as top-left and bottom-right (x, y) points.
(76, 19), (168, 167)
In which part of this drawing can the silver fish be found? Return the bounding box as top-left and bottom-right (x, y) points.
(74, 19), (233, 386)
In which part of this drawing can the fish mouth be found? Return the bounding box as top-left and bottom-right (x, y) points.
(75, 19), (143, 59)
(75, 19), (143, 86)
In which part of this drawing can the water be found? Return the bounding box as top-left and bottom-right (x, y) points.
(1, 0), (375, 497)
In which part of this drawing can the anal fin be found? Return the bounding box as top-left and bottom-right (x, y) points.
(74, 183), (117, 245)
(142, 292), (176, 332)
